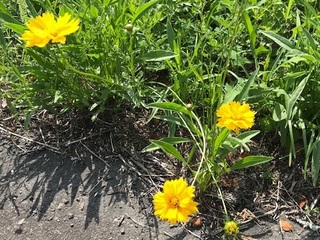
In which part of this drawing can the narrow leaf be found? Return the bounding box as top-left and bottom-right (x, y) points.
(142, 137), (191, 152)
(148, 102), (191, 115)
(132, 0), (159, 24)
(0, 24), (5, 47)
(235, 68), (258, 101)
(25, 0), (38, 17)
(302, 27), (317, 52)
(167, 19), (175, 52)
(0, 3), (10, 15)
(151, 140), (187, 164)
(260, 30), (295, 51)
(243, 10), (256, 56)
(139, 50), (178, 61)
(0, 12), (21, 24)
(230, 156), (273, 171)
(4, 22), (25, 34)
(287, 73), (310, 119)
(312, 139), (320, 186)
(235, 130), (260, 143)
(153, 115), (184, 126)
(285, 0), (294, 20)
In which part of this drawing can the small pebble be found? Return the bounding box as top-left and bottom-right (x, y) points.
(70, 223), (74, 228)
(17, 218), (25, 225)
(57, 203), (64, 210)
(120, 227), (125, 235)
(79, 202), (84, 211)
(67, 213), (74, 219)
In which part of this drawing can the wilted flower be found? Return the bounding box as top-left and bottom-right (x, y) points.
(20, 12), (80, 47)
(224, 220), (239, 237)
(216, 101), (255, 134)
(153, 178), (198, 224)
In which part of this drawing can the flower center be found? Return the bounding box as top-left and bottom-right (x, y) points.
(169, 197), (179, 208)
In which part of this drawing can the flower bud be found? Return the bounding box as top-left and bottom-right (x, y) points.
(125, 23), (133, 32)
(186, 103), (193, 110)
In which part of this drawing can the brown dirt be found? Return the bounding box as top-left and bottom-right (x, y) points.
(1, 107), (320, 240)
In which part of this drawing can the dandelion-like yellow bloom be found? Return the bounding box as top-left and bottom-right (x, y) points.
(20, 12), (80, 47)
(224, 220), (239, 237)
(216, 101), (255, 134)
(153, 178), (198, 224)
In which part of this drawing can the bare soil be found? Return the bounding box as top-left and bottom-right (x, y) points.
(1, 107), (320, 240)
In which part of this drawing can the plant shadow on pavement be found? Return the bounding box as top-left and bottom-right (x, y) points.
(0, 107), (166, 236)
(0, 142), (142, 228)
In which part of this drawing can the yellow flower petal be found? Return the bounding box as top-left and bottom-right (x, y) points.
(217, 101), (255, 134)
(153, 178), (198, 224)
(20, 12), (80, 47)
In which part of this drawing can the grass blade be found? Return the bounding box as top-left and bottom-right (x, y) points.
(312, 138), (320, 186)
(132, 0), (159, 24)
(139, 50), (177, 61)
(148, 102), (191, 115)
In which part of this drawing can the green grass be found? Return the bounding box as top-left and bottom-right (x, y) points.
(1, 0), (320, 194)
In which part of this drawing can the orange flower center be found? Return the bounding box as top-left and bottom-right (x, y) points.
(170, 197), (179, 208)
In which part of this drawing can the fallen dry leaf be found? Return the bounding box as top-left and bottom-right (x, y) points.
(298, 195), (308, 208)
(238, 151), (249, 160)
(279, 218), (293, 232)
(188, 217), (203, 228)
(237, 208), (256, 221)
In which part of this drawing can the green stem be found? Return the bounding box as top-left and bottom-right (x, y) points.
(128, 31), (135, 80)
(213, 174), (229, 219)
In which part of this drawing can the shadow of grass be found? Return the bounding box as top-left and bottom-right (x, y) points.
(0, 145), (145, 229)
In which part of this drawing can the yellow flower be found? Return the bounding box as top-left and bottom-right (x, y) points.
(224, 220), (239, 237)
(216, 101), (255, 134)
(153, 178), (198, 224)
(20, 12), (80, 47)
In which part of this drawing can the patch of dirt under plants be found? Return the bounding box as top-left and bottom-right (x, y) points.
(0, 105), (320, 240)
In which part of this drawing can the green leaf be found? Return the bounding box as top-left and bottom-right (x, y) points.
(25, 0), (38, 17)
(213, 128), (230, 154)
(4, 22), (25, 34)
(287, 73), (310, 120)
(235, 68), (258, 101)
(236, 130), (260, 143)
(272, 103), (287, 122)
(142, 137), (191, 152)
(312, 138), (320, 186)
(139, 50), (178, 61)
(230, 156), (273, 171)
(0, 3), (10, 15)
(147, 102), (191, 115)
(243, 10), (256, 56)
(153, 115), (184, 126)
(167, 18), (175, 52)
(260, 30), (295, 51)
(131, 0), (160, 24)
(302, 27), (317, 51)
(285, 0), (294, 20)
(0, 12), (21, 24)
(0, 24), (5, 47)
(151, 140), (187, 165)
